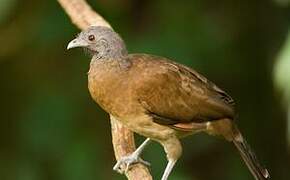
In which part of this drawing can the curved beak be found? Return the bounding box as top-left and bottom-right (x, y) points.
(67, 38), (88, 50)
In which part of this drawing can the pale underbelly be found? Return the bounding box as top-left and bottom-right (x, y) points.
(112, 115), (207, 141)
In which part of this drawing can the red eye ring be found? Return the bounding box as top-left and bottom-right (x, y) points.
(88, 35), (95, 41)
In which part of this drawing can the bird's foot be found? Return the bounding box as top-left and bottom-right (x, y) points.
(113, 153), (150, 174)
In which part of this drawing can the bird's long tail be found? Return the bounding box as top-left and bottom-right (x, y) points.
(232, 128), (270, 180)
(207, 119), (270, 180)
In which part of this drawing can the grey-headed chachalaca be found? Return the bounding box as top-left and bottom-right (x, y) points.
(67, 26), (269, 180)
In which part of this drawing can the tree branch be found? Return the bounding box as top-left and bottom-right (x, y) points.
(57, 0), (152, 179)
(58, 0), (111, 29)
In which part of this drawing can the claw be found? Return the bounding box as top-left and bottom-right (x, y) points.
(113, 153), (150, 174)
(139, 158), (151, 167)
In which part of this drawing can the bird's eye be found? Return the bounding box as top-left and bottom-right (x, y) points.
(88, 35), (95, 41)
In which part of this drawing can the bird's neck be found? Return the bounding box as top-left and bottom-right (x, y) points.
(89, 55), (131, 73)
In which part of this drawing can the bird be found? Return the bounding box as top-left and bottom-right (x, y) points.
(67, 26), (270, 180)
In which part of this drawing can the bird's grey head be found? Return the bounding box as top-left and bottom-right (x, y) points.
(67, 26), (128, 59)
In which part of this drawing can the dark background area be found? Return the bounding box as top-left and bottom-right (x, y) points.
(0, 0), (290, 179)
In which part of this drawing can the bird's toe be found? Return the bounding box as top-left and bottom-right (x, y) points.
(113, 153), (150, 174)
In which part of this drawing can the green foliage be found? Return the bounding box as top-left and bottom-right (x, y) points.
(0, 0), (289, 180)
(274, 31), (290, 103)
(0, 0), (17, 23)
(274, 30), (290, 151)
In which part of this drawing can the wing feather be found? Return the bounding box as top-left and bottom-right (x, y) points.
(130, 54), (235, 125)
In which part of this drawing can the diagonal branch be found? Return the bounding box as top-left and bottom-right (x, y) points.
(57, 0), (152, 179)
(58, 0), (111, 29)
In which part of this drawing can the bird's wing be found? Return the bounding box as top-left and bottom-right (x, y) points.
(130, 54), (235, 126)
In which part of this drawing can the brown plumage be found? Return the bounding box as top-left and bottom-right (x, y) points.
(67, 26), (269, 180)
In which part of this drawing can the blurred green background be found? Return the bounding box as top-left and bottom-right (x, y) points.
(0, 0), (290, 179)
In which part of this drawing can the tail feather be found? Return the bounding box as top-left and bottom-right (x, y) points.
(233, 132), (270, 180)
(207, 119), (270, 179)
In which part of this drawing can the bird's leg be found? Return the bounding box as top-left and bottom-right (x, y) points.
(161, 159), (177, 180)
(113, 138), (151, 174)
(159, 137), (182, 180)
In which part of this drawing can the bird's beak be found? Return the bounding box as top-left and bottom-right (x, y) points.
(67, 38), (88, 50)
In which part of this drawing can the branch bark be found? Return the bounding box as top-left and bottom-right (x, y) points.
(57, 0), (152, 179)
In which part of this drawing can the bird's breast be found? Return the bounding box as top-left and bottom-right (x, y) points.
(87, 64), (143, 119)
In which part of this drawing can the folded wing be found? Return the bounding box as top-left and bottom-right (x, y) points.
(130, 54), (235, 125)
